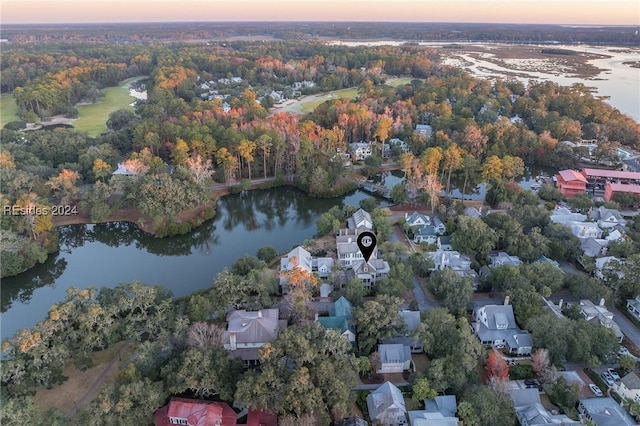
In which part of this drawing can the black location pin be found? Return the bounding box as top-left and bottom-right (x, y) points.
(357, 231), (377, 263)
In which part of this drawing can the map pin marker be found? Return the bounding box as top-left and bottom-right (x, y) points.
(357, 231), (377, 263)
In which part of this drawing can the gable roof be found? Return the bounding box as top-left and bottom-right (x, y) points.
(558, 169), (588, 183)
(406, 211), (431, 226)
(349, 208), (373, 230)
(366, 381), (406, 422)
(478, 305), (517, 330)
(317, 316), (354, 335)
(398, 310), (421, 332)
(280, 246), (312, 272)
(334, 296), (353, 318)
(579, 397), (637, 426)
(378, 343), (411, 364)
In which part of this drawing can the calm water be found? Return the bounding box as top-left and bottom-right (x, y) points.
(1, 187), (384, 339)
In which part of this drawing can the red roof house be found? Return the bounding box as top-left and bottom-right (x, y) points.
(246, 409), (278, 426)
(604, 183), (640, 202)
(556, 170), (587, 198)
(154, 397), (237, 426)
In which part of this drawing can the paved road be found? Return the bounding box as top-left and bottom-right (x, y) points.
(611, 306), (640, 348)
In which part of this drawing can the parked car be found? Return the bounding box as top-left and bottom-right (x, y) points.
(608, 368), (621, 381)
(589, 384), (603, 397)
(524, 379), (542, 391)
(619, 346), (631, 356)
(601, 372), (615, 387)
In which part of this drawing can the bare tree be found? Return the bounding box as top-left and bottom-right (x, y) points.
(187, 322), (224, 351)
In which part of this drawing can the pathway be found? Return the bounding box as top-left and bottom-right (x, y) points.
(66, 342), (131, 420)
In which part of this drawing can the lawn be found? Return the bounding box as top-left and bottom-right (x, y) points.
(300, 87), (359, 114)
(385, 77), (419, 87)
(1, 93), (19, 128)
(74, 77), (145, 137)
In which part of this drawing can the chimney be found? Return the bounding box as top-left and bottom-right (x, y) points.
(600, 298), (606, 306)
(558, 299), (563, 309)
(229, 333), (237, 350)
(257, 310), (262, 318)
(314, 311), (319, 321)
(504, 296), (510, 305)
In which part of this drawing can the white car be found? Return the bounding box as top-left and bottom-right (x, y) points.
(601, 372), (615, 387)
(589, 384), (603, 397)
(619, 346), (631, 356)
(608, 368), (621, 381)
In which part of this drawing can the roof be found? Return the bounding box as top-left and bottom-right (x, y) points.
(580, 238), (609, 257)
(317, 316), (354, 335)
(591, 206), (625, 223)
(336, 416), (369, 426)
(280, 246), (312, 272)
(606, 183), (640, 194)
(557, 169), (588, 183)
(621, 372), (640, 390)
(224, 309), (281, 345)
(477, 305), (517, 330)
(511, 389), (580, 426)
(579, 397), (637, 426)
(398, 310), (421, 332)
(378, 343), (411, 364)
(334, 296), (353, 318)
(154, 397), (237, 426)
(246, 409), (277, 426)
(349, 208), (373, 230)
(583, 168), (640, 180)
(406, 211), (431, 226)
(366, 382), (406, 422)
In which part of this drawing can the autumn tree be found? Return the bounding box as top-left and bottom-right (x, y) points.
(47, 169), (80, 204)
(216, 147), (238, 184)
(485, 349), (509, 382)
(238, 139), (257, 180)
(373, 116), (393, 158)
(442, 143), (463, 195)
(256, 134), (273, 179)
(185, 154), (214, 186)
(92, 158), (112, 182)
(423, 174), (443, 214)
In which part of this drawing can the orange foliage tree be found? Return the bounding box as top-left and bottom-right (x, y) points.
(485, 349), (509, 382)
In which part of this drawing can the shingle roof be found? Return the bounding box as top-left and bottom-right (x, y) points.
(224, 309), (281, 344)
(621, 372), (640, 390)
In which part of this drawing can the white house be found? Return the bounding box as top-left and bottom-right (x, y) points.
(414, 124), (433, 139)
(346, 259), (390, 290)
(337, 228), (377, 267)
(594, 256), (623, 281)
(429, 250), (472, 272)
(627, 295), (640, 321)
(511, 388), (580, 426)
(377, 343), (413, 374)
(550, 207), (587, 224)
(569, 221), (604, 239)
(388, 138), (409, 153)
(579, 299), (624, 343)
(590, 206), (627, 229)
(366, 382), (408, 426)
(614, 372), (640, 403)
(348, 208), (373, 230)
(488, 252), (523, 268)
(408, 395), (459, 426)
(405, 212), (431, 227)
(349, 142), (373, 161)
(578, 397), (637, 426)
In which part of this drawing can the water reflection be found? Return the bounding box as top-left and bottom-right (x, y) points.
(1, 186), (379, 338)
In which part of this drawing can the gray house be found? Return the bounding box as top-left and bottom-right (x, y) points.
(473, 301), (532, 355)
(366, 381), (408, 426)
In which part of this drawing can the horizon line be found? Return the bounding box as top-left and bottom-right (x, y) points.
(3, 20), (640, 27)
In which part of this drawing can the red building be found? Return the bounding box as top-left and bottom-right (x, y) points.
(154, 397), (237, 426)
(556, 169), (587, 198)
(582, 168), (640, 185)
(604, 182), (640, 202)
(246, 409), (278, 426)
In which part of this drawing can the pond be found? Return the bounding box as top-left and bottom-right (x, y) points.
(1, 186), (386, 339)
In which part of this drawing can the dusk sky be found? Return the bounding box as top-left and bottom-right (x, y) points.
(3, 0), (639, 25)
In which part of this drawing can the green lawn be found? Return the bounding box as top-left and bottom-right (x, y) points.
(74, 81), (137, 137)
(385, 77), (418, 87)
(300, 87), (359, 114)
(1, 94), (19, 128)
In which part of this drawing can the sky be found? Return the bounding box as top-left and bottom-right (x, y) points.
(2, 0), (639, 25)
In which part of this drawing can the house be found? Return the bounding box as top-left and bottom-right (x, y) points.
(413, 225), (438, 244)
(594, 256), (623, 280)
(429, 250), (472, 271)
(555, 169), (587, 198)
(590, 206), (627, 229)
(349, 208), (374, 230)
(431, 216), (446, 235)
(473, 301), (533, 355)
(349, 142), (373, 161)
(337, 228), (378, 267)
(510, 388), (580, 426)
(579, 299), (624, 343)
(438, 236), (453, 251)
(414, 124), (433, 139)
(222, 309), (287, 366)
(366, 382), (408, 426)
(154, 397), (236, 426)
(388, 138), (409, 153)
(345, 258), (390, 290)
(578, 397), (637, 426)
(614, 372), (640, 403)
(405, 212), (431, 228)
(382, 310), (423, 353)
(280, 246), (313, 293)
(408, 395), (459, 426)
(317, 296), (356, 343)
(113, 162), (135, 176)
(488, 252), (523, 268)
(550, 206), (587, 224)
(627, 296), (640, 321)
(312, 257), (334, 281)
(580, 238), (609, 258)
(377, 343), (413, 374)
(604, 183), (640, 202)
(582, 168), (640, 186)
(569, 221), (604, 239)
(535, 255), (562, 271)
(605, 229), (625, 243)
(246, 409), (277, 426)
